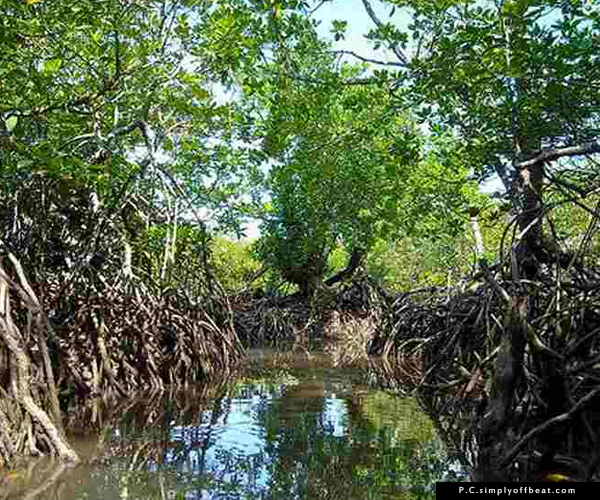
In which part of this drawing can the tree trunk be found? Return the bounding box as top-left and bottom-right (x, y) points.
(282, 252), (326, 299)
(299, 273), (323, 299)
(515, 159), (544, 277)
(325, 248), (364, 287)
(504, 1), (545, 276)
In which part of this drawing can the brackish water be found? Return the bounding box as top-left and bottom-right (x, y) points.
(1, 350), (466, 500)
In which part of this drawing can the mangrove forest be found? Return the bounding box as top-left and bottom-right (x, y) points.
(1, 0), (600, 497)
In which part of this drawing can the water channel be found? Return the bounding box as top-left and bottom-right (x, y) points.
(1, 348), (467, 499)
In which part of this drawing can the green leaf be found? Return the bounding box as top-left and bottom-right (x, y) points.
(5, 116), (18, 132)
(43, 58), (62, 75)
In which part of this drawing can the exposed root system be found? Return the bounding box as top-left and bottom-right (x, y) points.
(382, 263), (600, 481)
(0, 256), (241, 468)
(232, 275), (393, 347)
(54, 284), (240, 397)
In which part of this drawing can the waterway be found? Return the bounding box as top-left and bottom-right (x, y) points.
(1, 348), (467, 499)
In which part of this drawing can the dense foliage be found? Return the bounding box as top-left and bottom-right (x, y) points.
(2, 0), (600, 483)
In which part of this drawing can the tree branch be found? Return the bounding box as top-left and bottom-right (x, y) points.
(360, 0), (408, 66)
(361, 0), (383, 29)
(308, 0), (328, 16)
(516, 141), (600, 170)
(333, 50), (404, 67)
(325, 248), (364, 286)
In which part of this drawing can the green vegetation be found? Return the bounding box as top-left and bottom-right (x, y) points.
(2, 0), (599, 288)
(2, 0), (600, 487)
(211, 237), (264, 292)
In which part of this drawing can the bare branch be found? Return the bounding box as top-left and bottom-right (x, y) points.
(308, 0), (328, 16)
(517, 141), (600, 170)
(333, 50), (404, 67)
(361, 0), (383, 29)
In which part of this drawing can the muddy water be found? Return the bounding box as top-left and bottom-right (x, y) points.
(1, 350), (466, 500)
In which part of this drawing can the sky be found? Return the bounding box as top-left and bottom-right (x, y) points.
(311, 0), (410, 57)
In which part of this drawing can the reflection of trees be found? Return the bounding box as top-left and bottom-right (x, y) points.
(4, 377), (460, 500)
(341, 387), (461, 499)
(249, 380), (444, 500)
(263, 381), (328, 499)
(99, 379), (451, 500)
(0, 460), (67, 500)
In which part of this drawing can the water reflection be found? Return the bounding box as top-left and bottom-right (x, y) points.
(2, 360), (465, 500)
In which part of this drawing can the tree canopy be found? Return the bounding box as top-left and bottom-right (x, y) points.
(352, 0), (600, 270)
(3, 0), (599, 291)
(3, 0), (600, 483)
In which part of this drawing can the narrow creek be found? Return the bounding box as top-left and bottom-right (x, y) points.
(1, 348), (466, 500)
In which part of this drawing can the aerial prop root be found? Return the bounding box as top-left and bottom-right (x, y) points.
(0, 257), (80, 464)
